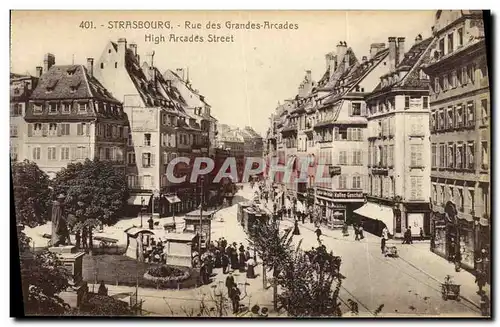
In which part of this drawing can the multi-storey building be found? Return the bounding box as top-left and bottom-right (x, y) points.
(216, 124), (246, 181)
(364, 35), (435, 238)
(94, 39), (204, 216)
(314, 41), (390, 226)
(422, 10), (490, 271)
(10, 73), (39, 162)
(24, 53), (127, 178)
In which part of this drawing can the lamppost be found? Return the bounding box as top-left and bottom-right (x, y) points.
(140, 197), (145, 228)
(198, 175), (205, 256)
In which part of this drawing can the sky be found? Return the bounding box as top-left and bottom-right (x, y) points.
(10, 10), (436, 136)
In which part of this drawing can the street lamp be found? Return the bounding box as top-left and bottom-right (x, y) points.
(198, 176), (205, 257)
(140, 197), (145, 228)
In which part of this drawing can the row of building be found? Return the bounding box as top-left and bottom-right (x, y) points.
(264, 10), (490, 271)
(10, 38), (263, 218)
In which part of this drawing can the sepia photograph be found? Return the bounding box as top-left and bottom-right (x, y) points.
(9, 9), (491, 318)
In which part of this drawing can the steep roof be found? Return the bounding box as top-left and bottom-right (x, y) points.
(372, 37), (434, 93)
(31, 65), (119, 103)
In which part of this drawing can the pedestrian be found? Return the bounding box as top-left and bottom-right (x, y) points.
(402, 228), (409, 244)
(293, 220), (301, 236)
(245, 247), (251, 261)
(476, 269), (487, 295)
(238, 250), (246, 272)
(246, 257), (256, 279)
(480, 294), (490, 317)
(359, 222), (365, 240)
(301, 211), (305, 224)
(230, 285), (241, 314)
(225, 272), (235, 293)
(382, 226), (389, 240)
(419, 227), (424, 241)
(239, 243), (245, 253)
(200, 261), (207, 285)
(354, 225), (360, 241)
(222, 253), (229, 274)
(407, 227), (413, 244)
(381, 236), (386, 254)
(97, 280), (108, 296)
(214, 249), (222, 268)
(221, 237), (227, 250)
(342, 222), (349, 237)
(315, 227), (322, 242)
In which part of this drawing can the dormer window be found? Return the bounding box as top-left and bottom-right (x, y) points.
(48, 102), (58, 114)
(61, 103), (71, 114)
(67, 67), (77, 76)
(33, 103), (43, 114)
(78, 102), (88, 113)
(70, 86), (77, 93)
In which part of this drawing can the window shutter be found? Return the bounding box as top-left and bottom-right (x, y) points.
(27, 124), (33, 137)
(71, 147), (76, 160)
(348, 102), (353, 116)
(139, 176), (144, 188)
(361, 102), (367, 117)
(151, 154), (155, 166)
(347, 128), (352, 141)
(86, 124), (90, 136)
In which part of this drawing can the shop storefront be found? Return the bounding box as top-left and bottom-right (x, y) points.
(315, 188), (363, 227)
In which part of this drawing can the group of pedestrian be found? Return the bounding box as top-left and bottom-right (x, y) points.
(380, 226), (389, 254)
(402, 227), (413, 244)
(211, 238), (257, 279)
(353, 222), (365, 241)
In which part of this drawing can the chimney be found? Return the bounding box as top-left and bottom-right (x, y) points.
(397, 37), (406, 66)
(43, 53), (55, 72)
(388, 37), (397, 71)
(146, 51), (155, 68)
(35, 66), (43, 78)
(336, 41), (347, 63)
(129, 43), (138, 59)
(117, 38), (127, 54)
(306, 70), (312, 82)
(415, 34), (423, 43)
(325, 52), (337, 78)
(370, 43), (386, 59)
(176, 68), (185, 81)
(86, 58), (94, 77)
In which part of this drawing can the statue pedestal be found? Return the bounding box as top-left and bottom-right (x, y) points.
(48, 246), (85, 286)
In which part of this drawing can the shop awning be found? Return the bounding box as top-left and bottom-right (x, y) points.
(127, 195), (148, 206)
(166, 195), (181, 204)
(354, 202), (394, 233)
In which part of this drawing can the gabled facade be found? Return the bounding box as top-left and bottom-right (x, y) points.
(10, 72), (39, 162)
(24, 53), (126, 178)
(94, 38), (200, 216)
(422, 10), (490, 271)
(362, 35), (435, 238)
(312, 41), (390, 226)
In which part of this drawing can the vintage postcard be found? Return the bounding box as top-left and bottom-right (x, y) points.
(10, 10), (491, 318)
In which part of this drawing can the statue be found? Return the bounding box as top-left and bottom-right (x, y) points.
(51, 194), (71, 247)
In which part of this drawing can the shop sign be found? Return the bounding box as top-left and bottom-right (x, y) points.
(316, 188), (334, 199)
(332, 191), (364, 200)
(329, 166), (341, 176)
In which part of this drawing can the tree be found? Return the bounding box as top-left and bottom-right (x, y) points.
(52, 159), (129, 249)
(248, 219), (294, 310)
(18, 230), (71, 315)
(12, 160), (52, 227)
(276, 245), (343, 317)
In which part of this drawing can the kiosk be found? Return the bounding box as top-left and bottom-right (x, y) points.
(124, 227), (155, 260)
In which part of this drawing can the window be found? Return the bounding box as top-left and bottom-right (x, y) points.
(127, 152), (136, 165)
(142, 153), (153, 167)
(10, 146), (18, 161)
(78, 102), (87, 112)
(61, 147), (69, 160)
(105, 148), (111, 160)
(143, 175), (152, 189)
(466, 142), (475, 170)
(423, 96), (429, 109)
(335, 127), (348, 140)
(388, 145), (394, 167)
(446, 107), (454, 129)
(10, 103), (23, 116)
(383, 145), (388, 166)
(481, 186), (489, 215)
(466, 101), (475, 127)
(100, 62), (104, 69)
(47, 147), (57, 160)
(447, 33), (454, 53)
(60, 123), (70, 136)
(481, 99), (488, 125)
(77, 123), (88, 136)
(432, 184), (438, 204)
(352, 150), (362, 165)
(460, 66), (467, 85)
(32, 147), (41, 160)
(439, 38), (445, 56)
(114, 62), (118, 68)
(434, 77), (440, 93)
(448, 143), (455, 168)
(455, 104), (464, 127)
(10, 125), (18, 137)
(48, 123), (57, 136)
(456, 143), (464, 169)
(127, 175), (138, 188)
(76, 146), (88, 160)
(439, 144), (446, 168)
(457, 28), (464, 47)
(33, 103), (43, 114)
(404, 96), (410, 109)
(410, 117), (424, 136)
(144, 133), (151, 146)
(457, 188), (464, 211)
(410, 145), (423, 167)
(352, 175), (362, 189)
(368, 145), (372, 166)
(468, 64), (475, 84)
(350, 102), (361, 116)
(339, 151), (347, 165)
(128, 134), (133, 146)
(431, 144), (437, 168)
(481, 141), (489, 169)
(443, 74), (450, 90)
(410, 176), (424, 200)
(338, 175), (347, 189)
(451, 70), (458, 88)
